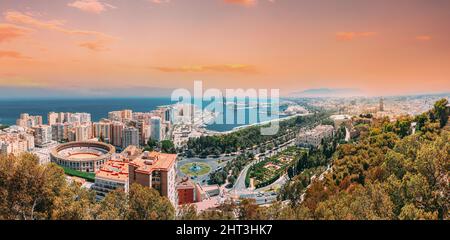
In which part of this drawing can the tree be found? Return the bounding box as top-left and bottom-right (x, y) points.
(0, 153), (67, 220)
(399, 204), (437, 220)
(95, 189), (128, 220)
(144, 137), (158, 151)
(314, 183), (394, 220)
(198, 200), (236, 220)
(161, 140), (176, 154)
(177, 204), (199, 220)
(127, 184), (175, 220)
(51, 182), (97, 220)
(237, 199), (262, 220)
(415, 113), (429, 132)
(433, 98), (449, 128)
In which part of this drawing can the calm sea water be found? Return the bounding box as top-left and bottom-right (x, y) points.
(0, 98), (286, 132)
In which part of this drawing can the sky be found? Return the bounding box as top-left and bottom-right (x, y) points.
(0, 0), (449, 98)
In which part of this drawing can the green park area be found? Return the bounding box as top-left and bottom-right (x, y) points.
(248, 146), (307, 188)
(62, 167), (96, 182)
(180, 162), (211, 176)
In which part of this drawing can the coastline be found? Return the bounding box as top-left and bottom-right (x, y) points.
(203, 113), (310, 136)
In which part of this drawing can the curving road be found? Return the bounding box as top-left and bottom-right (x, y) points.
(232, 138), (296, 193)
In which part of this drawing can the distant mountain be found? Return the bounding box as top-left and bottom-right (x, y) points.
(289, 88), (363, 98)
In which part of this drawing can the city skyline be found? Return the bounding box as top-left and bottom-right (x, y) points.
(1, 0), (450, 98)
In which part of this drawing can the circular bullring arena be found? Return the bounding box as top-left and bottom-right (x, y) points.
(50, 141), (115, 173)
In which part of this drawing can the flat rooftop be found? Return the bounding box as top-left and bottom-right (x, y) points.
(96, 160), (129, 182)
(130, 151), (177, 174)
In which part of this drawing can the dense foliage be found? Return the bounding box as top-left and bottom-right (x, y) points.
(0, 154), (174, 220)
(186, 113), (329, 157)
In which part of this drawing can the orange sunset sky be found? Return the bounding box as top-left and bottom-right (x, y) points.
(0, 0), (449, 98)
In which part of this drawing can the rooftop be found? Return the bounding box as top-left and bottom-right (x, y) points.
(130, 151), (177, 174)
(120, 145), (142, 160)
(95, 160), (129, 182)
(176, 178), (196, 190)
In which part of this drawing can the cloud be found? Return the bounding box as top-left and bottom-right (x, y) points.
(0, 50), (31, 60)
(224, 0), (257, 6)
(5, 11), (65, 31)
(78, 39), (111, 51)
(149, 0), (171, 4)
(4, 11), (116, 51)
(416, 35), (432, 41)
(336, 32), (377, 41)
(68, 0), (117, 14)
(4, 11), (110, 38)
(0, 23), (32, 43)
(153, 64), (258, 74)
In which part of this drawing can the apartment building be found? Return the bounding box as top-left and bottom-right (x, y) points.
(128, 151), (178, 208)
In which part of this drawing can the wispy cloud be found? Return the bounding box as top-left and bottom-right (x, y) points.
(223, 0), (275, 6)
(4, 11), (116, 51)
(0, 50), (31, 60)
(153, 64), (258, 74)
(78, 39), (111, 51)
(5, 11), (110, 38)
(149, 0), (171, 4)
(68, 0), (117, 14)
(336, 31), (377, 41)
(416, 35), (432, 41)
(224, 0), (257, 6)
(0, 23), (32, 43)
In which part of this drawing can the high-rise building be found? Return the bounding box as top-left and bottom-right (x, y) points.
(93, 119), (112, 143)
(150, 117), (162, 142)
(108, 110), (132, 122)
(136, 120), (148, 145)
(32, 125), (52, 147)
(16, 113), (43, 128)
(69, 112), (91, 124)
(379, 97), (384, 112)
(165, 107), (172, 123)
(129, 151), (178, 208)
(57, 112), (66, 123)
(122, 110), (132, 122)
(122, 127), (139, 148)
(111, 121), (125, 147)
(70, 124), (92, 142)
(48, 112), (58, 125)
(51, 123), (65, 142)
(108, 111), (122, 122)
(0, 132), (34, 156)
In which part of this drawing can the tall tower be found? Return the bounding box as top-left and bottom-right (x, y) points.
(379, 97), (384, 112)
(151, 116), (162, 142)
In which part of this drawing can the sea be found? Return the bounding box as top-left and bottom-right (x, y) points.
(0, 98), (287, 132)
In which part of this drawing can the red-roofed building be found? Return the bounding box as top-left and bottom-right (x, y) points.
(176, 177), (201, 205)
(93, 158), (129, 200)
(129, 151), (178, 207)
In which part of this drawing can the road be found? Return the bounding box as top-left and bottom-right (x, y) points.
(233, 158), (257, 191)
(177, 156), (232, 183)
(225, 137), (296, 206)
